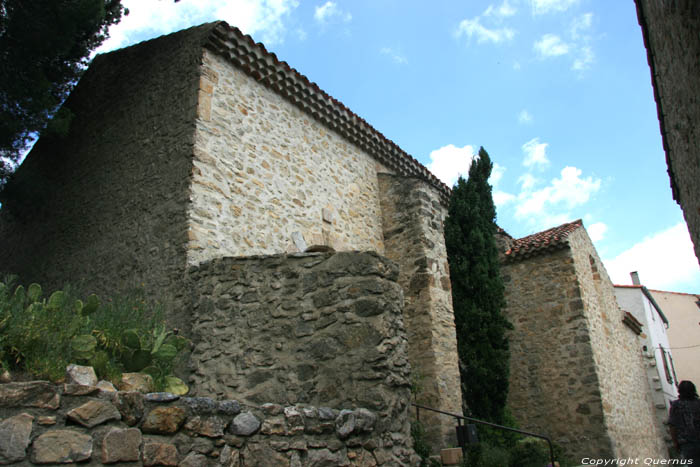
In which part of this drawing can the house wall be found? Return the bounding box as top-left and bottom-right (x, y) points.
(615, 287), (678, 409)
(187, 49), (386, 263)
(502, 246), (613, 460)
(635, 0), (700, 265)
(502, 228), (667, 461)
(567, 229), (667, 459)
(650, 290), (700, 385)
(0, 25), (213, 318)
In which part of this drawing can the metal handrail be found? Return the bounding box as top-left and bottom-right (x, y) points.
(412, 402), (556, 467)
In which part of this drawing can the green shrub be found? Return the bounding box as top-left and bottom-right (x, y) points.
(411, 420), (441, 467)
(0, 277), (188, 392)
(508, 436), (573, 467)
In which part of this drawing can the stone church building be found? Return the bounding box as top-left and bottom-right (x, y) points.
(0, 21), (670, 463)
(0, 21), (462, 458)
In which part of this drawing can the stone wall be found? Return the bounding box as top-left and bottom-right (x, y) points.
(187, 49), (386, 263)
(184, 252), (413, 456)
(635, 0), (700, 264)
(502, 227), (666, 461)
(0, 25), (215, 318)
(567, 229), (666, 459)
(377, 174), (461, 450)
(0, 380), (414, 466)
(502, 245), (612, 459)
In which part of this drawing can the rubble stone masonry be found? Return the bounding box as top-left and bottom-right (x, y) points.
(0, 380), (415, 465)
(0, 25), (212, 311)
(502, 227), (666, 461)
(567, 229), (666, 459)
(188, 49), (386, 262)
(0, 23), (464, 458)
(378, 174), (462, 450)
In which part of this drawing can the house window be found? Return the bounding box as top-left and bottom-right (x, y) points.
(660, 346), (673, 384)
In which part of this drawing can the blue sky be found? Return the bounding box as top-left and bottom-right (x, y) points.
(97, 0), (700, 293)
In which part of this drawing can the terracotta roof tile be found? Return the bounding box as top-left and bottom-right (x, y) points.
(504, 219), (583, 261)
(204, 21), (451, 204)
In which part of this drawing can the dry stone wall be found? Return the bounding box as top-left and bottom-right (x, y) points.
(377, 174), (461, 450)
(636, 0), (700, 264)
(188, 49), (386, 263)
(184, 251), (413, 458)
(0, 380), (415, 466)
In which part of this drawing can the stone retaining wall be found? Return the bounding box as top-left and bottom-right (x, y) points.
(183, 251), (414, 463)
(0, 381), (415, 466)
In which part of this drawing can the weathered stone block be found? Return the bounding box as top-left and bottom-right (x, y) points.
(229, 412), (260, 436)
(31, 430), (93, 464)
(142, 406), (187, 434)
(66, 399), (121, 427)
(0, 382), (60, 409)
(0, 413), (33, 464)
(184, 415), (226, 438)
(101, 427), (141, 463)
(143, 442), (179, 466)
(114, 391), (144, 426)
(66, 364), (98, 386)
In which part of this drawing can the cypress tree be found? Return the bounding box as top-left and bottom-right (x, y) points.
(444, 146), (511, 424)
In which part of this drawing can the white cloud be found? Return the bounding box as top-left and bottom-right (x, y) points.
(587, 222), (608, 242)
(513, 61), (522, 70)
(314, 1), (352, 24)
(518, 109), (533, 124)
(572, 45), (594, 71)
(514, 166), (601, 219)
(490, 163), (506, 186)
(380, 47), (408, 65)
(98, 0), (299, 52)
(484, 0), (517, 18)
(604, 223), (700, 292)
(455, 17), (515, 44)
(522, 137), (549, 168)
(427, 144), (476, 187)
(494, 191), (516, 207)
(518, 173), (538, 191)
(570, 12), (593, 39)
(531, 0), (579, 15)
(534, 34), (569, 58)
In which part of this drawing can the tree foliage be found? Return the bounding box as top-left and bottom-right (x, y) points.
(445, 146), (512, 424)
(0, 0), (127, 186)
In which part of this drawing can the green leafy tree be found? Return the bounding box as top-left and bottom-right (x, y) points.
(445, 146), (512, 424)
(0, 0), (127, 186)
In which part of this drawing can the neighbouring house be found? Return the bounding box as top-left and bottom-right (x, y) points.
(634, 0), (700, 264)
(649, 289), (700, 385)
(0, 21), (462, 453)
(614, 273), (678, 450)
(498, 220), (667, 460)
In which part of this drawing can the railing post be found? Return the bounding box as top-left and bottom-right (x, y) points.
(411, 402), (557, 467)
